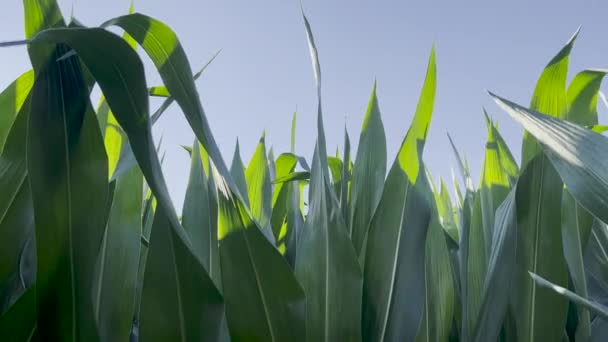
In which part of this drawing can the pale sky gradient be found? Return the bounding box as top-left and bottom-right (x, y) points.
(1, 1), (607, 210)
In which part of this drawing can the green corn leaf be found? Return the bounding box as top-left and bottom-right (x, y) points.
(182, 142), (221, 288)
(530, 272), (608, 320)
(327, 155), (343, 196)
(447, 132), (474, 194)
(462, 191), (486, 341)
(349, 82), (387, 261)
(269, 153), (299, 259)
(27, 47), (108, 341)
(0, 70), (34, 152)
(340, 127), (351, 222)
(0, 103), (33, 309)
(272, 171), (311, 184)
(585, 220), (608, 310)
(562, 68), (607, 342)
(101, 14), (247, 207)
(24, 0), (66, 69)
(230, 140), (249, 207)
(493, 121), (519, 181)
(363, 46), (436, 341)
(294, 11), (363, 340)
(216, 184), (306, 341)
(140, 208), (224, 341)
(93, 160), (143, 341)
(521, 28), (578, 166)
(27, 26), (225, 338)
(268, 147), (276, 181)
(490, 93), (608, 253)
(0, 286), (36, 341)
(512, 154), (568, 342)
(439, 179), (459, 242)
(416, 212), (455, 342)
(245, 135), (273, 237)
(479, 111), (511, 257)
(473, 184), (517, 341)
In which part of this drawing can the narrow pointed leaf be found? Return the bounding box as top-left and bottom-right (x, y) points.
(349, 83), (387, 259)
(363, 46), (436, 342)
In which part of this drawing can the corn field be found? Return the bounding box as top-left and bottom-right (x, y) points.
(1, 1), (608, 341)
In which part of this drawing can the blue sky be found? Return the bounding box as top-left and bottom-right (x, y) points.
(1, 1), (607, 209)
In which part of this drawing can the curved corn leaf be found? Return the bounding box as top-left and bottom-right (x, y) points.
(273, 171), (311, 184)
(216, 185), (306, 341)
(294, 11), (363, 340)
(349, 82), (387, 260)
(93, 162), (143, 341)
(27, 47), (108, 341)
(438, 180), (458, 242)
(140, 208), (224, 341)
(562, 68), (607, 342)
(363, 46), (436, 341)
(28, 26), (225, 338)
(530, 272), (608, 320)
(268, 147), (276, 182)
(490, 93), (608, 245)
(0, 71), (34, 152)
(473, 184), (517, 341)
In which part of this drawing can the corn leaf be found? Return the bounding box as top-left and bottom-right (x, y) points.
(0, 286), (36, 341)
(93, 161), (143, 341)
(363, 46), (436, 341)
(27, 46), (108, 340)
(349, 82), (387, 261)
(230, 141), (249, 207)
(473, 184), (517, 341)
(245, 135), (274, 238)
(140, 208), (224, 341)
(0, 71), (34, 152)
(182, 142), (221, 288)
(294, 11), (363, 340)
(216, 185), (306, 341)
(416, 211), (455, 342)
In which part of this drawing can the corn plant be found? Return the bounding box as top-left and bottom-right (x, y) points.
(0, 1), (607, 341)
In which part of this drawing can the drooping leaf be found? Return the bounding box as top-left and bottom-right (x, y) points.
(349, 82), (387, 261)
(363, 46), (436, 342)
(27, 46), (108, 341)
(27, 26), (225, 338)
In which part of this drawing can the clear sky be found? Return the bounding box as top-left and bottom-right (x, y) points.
(1, 1), (607, 210)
